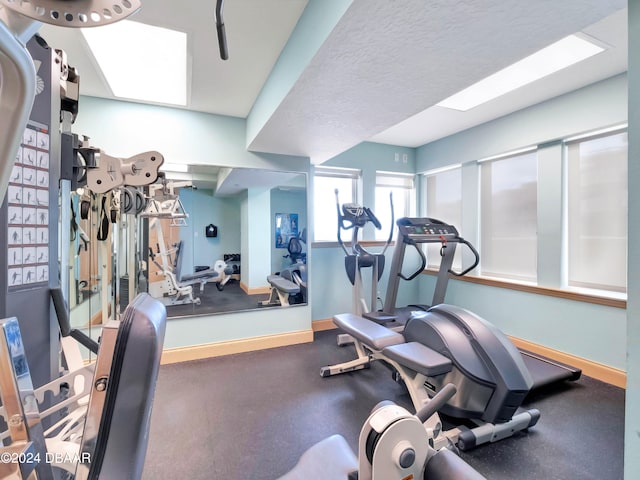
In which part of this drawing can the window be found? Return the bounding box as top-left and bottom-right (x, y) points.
(566, 130), (627, 293)
(480, 150), (538, 282)
(374, 172), (415, 240)
(423, 167), (462, 269)
(313, 167), (360, 242)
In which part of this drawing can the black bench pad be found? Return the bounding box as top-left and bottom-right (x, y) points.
(383, 341), (452, 377)
(181, 268), (221, 282)
(333, 313), (405, 350)
(268, 275), (300, 294)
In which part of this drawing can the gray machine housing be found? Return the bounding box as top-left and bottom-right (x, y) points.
(404, 304), (533, 424)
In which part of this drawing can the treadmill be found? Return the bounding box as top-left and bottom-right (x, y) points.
(376, 216), (581, 391)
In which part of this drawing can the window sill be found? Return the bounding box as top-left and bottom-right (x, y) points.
(311, 240), (396, 249)
(422, 269), (626, 309)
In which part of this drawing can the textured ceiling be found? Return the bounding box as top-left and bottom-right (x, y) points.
(248, 0), (627, 162)
(370, 7), (628, 148)
(37, 0), (627, 164)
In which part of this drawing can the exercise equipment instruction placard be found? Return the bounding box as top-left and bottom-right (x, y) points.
(7, 122), (50, 288)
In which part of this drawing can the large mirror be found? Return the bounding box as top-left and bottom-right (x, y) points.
(68, 165), (308, 329)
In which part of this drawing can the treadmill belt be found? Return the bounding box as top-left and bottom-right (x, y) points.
(520, 350), (582, 390)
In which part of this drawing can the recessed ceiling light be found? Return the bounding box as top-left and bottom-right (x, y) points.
(81, 20), (187, 106)
(437, 34), (605, 112)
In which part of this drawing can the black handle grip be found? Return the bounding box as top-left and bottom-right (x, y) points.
(51, 287), (100, 354)
(215, 0), (229, 60)
(216, 23), (228, 60)
(364, 206), (382, 230)
(51, 287), (71, 337)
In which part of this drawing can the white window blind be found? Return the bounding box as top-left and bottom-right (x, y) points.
(480, 150), (538, 282)
(424, 167), (462, 269)
(566, 130), (627, 293)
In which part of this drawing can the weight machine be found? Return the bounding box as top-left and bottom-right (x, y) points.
(143, 177), (231, 307)
(0, 2), (169, 478)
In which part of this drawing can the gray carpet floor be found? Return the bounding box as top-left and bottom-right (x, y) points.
(164, 280), (273, 318)
(142, 330), (625, 479)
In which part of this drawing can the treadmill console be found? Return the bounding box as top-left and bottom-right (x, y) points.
(397, 218), (459, 242)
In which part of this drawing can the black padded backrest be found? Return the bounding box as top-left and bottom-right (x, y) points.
(89, 293), (166, 480)
(288, 237), (303, 255)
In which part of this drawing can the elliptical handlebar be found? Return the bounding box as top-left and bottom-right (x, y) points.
(335, 189), (350, 256)
(334, 189), (394, 256)
(363, 206), (382, 230)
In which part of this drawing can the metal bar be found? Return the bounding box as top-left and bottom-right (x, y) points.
(432, 243), (457, 306)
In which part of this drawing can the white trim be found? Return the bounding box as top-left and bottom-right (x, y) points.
(313, 165), (361, 178)
(476, 146), (537, 163)
(563, 123), (628, 143)
(419, 164), (462, 176)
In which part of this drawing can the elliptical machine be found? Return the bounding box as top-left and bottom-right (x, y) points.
(335, 189), (395, 321)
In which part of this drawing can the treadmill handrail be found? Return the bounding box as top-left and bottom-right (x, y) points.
(394, 218), (479, 280)
(399, 242), (427, 281)
(449, 237), (480, 277)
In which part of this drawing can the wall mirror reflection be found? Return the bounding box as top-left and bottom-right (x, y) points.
(67, 188), (142, 336)
(67, 165), (308, 329)
(142, 165), (307, 319)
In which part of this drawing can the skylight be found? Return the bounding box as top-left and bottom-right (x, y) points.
(436, 34), (605, 112)
(81, 20), (187, 106)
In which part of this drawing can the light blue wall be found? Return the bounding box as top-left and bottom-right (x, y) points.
(311, 141), (419, 320)
(178, 188), (241, 274)
(421, 275), (626, 369)
(76, 96), (309, 172)
(416, 74), (627, 370)
(626, 1), (640, 476)
(72, 96), (312, 348)
(247, 0), (353, 147)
